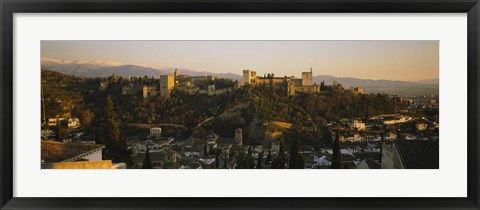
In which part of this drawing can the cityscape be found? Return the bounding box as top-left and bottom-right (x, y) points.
(40, 41), (439, 169)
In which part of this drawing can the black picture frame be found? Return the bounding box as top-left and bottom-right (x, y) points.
(1, 0), (479, 209)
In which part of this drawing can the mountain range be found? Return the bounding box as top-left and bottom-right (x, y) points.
(312, 75), (438, 96)
(41, 57), (243, 81)
(41, 57), (438, 96)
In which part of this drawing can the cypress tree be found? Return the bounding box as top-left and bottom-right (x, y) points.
(331, 129), (342, 169)
(271, 155), (285, 169)
(143, 147), (152, 169)
(210, 145), (216, 155)
(297, 153), (305, 169)
(265, 150), (272, 166)
(271, 139), (286, 169)
(215, 149), (220, 168)
(224, 156), (228, 169)
(246, 146), (255, 169)
(203, 142), (208, 157)
(322, 127), (333, 147)
(54, 120), (68, 141)
(54, 121), (61, 141)
(256, 151), (263, 169)
(236, 150), (246, 169)
(288, 138), (299, 169)
(104, 95), (121, 155)
(279, 139), (286, 155)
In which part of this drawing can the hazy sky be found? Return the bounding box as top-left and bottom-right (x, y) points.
(41, 41), (438, 81)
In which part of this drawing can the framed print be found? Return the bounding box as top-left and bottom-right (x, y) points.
(1, 0), (479, 209)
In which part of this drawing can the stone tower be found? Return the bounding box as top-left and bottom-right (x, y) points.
(174, 68), (179, 79)
(301, 68), (313, 86)
(160, 75), (175, 97)
(142, 85), (148, 98)
(235, 128), (243, 146)
(243, 70), (256, 84)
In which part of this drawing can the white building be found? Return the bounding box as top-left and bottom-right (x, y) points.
(313, 155), (331, 167)
(41, 140), (123, 169)
(150, 127), (162, 138)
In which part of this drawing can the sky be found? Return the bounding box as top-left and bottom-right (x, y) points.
(41, 40), (439, 81)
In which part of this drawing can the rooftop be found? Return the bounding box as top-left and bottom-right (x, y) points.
(131, 150), (177, 163)
(394, 140), (439, 169)
(41, 140), (105, 163)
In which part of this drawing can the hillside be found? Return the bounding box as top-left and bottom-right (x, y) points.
(42, 70), (404, 149)
(41, 69), (97, 119)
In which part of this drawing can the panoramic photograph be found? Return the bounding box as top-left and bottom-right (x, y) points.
(40, 41), (439, 169)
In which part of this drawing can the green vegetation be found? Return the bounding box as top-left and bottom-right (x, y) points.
(331, 129), (342, 169)
(297, 84), (398, 121)
(288, 138), (304, 169)
(54, 120), (69, 141)
(100, 95), (131, 162)
(41, 69), (94, 118)
(42, 69), (398, 154)
(256, 151), (264, 169)
(143, 147), (152, 169)
(271, 139), (286, 169)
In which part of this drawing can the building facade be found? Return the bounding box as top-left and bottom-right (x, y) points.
(150, 127), (162, 138)
(243, 68), (320, 96)
(160, 75), (175, 97)
(235, 128), (243, 146)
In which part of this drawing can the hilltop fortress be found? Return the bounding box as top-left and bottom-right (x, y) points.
(242, 68), (320, 96)
(119, 68), (321, 98)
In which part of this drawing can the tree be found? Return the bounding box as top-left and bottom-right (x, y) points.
(104, 95), (120, 147)
(256, 151), (264, 169)
(203, 142), (208, 157)
(224, 156), (228, 169)
(215, 149), (220, 168)
(271, 156), (285, 169)
(332, 80), (339, 88)
(55, 120), (69, 141)
(246, 146), (255, 169)
(271, 139), (286, 169)
(236, 150), (246, 169)
(79, 108), (94, 128)
(279, 139), (286, 156)
(102, 95), (129, 161)
(322, 127), (333, 147)
(287, 138), (305, 169)
(297, 153), (305, 169)
(288, 138), (299, 169)
(143, 147), (152, 169)
(265, 150), (272, 166)
(331, 129), (342, 169)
